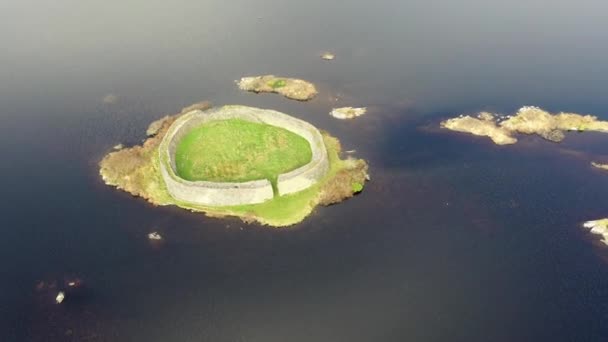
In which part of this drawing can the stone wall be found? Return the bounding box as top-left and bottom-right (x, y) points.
(159, 105), (329, 206)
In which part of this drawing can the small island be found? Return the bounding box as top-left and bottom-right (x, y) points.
(99, 104), (369, 227)
(237, 75), (317, 101)
(321, 52), (335, 61)
(441, 106), (608, 145)
(330, 107), (368, 120)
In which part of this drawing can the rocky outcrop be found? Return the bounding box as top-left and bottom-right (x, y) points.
(441, 106), (608, 145)
(237, 75), (317, 101)
(321, 52), (335, 60)
(583, 219), (608, 245)
(591, 162), (608, 171)
(148, 232), (163, 240)
(330, 107), (367, 119)
(441, 116), (517, 145)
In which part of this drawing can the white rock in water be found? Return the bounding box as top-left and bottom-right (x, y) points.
(55, 291), (65, 304)
(321, 53), (335, 60)
(148, 232), (162, 240)
(113, 144), (124, 150)
(583, 221), (596, 229)
(591, 162), (608, 171)
(330, 107), (367, 119)
(583, 219), (608, 245)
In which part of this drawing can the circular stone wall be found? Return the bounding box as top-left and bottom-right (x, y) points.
(159, 105), (330, 206)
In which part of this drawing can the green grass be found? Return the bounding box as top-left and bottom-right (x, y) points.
(175, 133), (348, 226)
(268, 79), (287, 89)
(174, 119), (312, 184)
(352, 182), (363, 193)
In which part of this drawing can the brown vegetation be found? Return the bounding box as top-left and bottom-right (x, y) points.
(319, 158), (369, 205)
(100, 113), (179, 204)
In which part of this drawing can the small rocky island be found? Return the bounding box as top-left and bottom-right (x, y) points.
(237, 75), (317, 101)
(99, 103), (369, 227)
(330, 107), (367, 120)
(441, 106), (608, 145)
(321, 52), (335, 61)
(441, 106), (608, 249)
(586, 164), (608, 247)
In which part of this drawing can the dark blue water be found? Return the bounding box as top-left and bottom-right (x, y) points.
(2, 1), (608, 341)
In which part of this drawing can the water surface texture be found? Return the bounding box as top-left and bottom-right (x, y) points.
(2, 1), (608, 341)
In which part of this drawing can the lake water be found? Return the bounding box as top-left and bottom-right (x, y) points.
(2, 1), (608, 341)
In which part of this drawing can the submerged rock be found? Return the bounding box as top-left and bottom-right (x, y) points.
(330, 107), (367, 119)
(237, 75), (317, 101)
(583, 219), (608, 245)
(441, 106), (608, 145)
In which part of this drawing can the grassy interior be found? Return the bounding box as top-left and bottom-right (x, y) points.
(174, 119), (312, 184)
